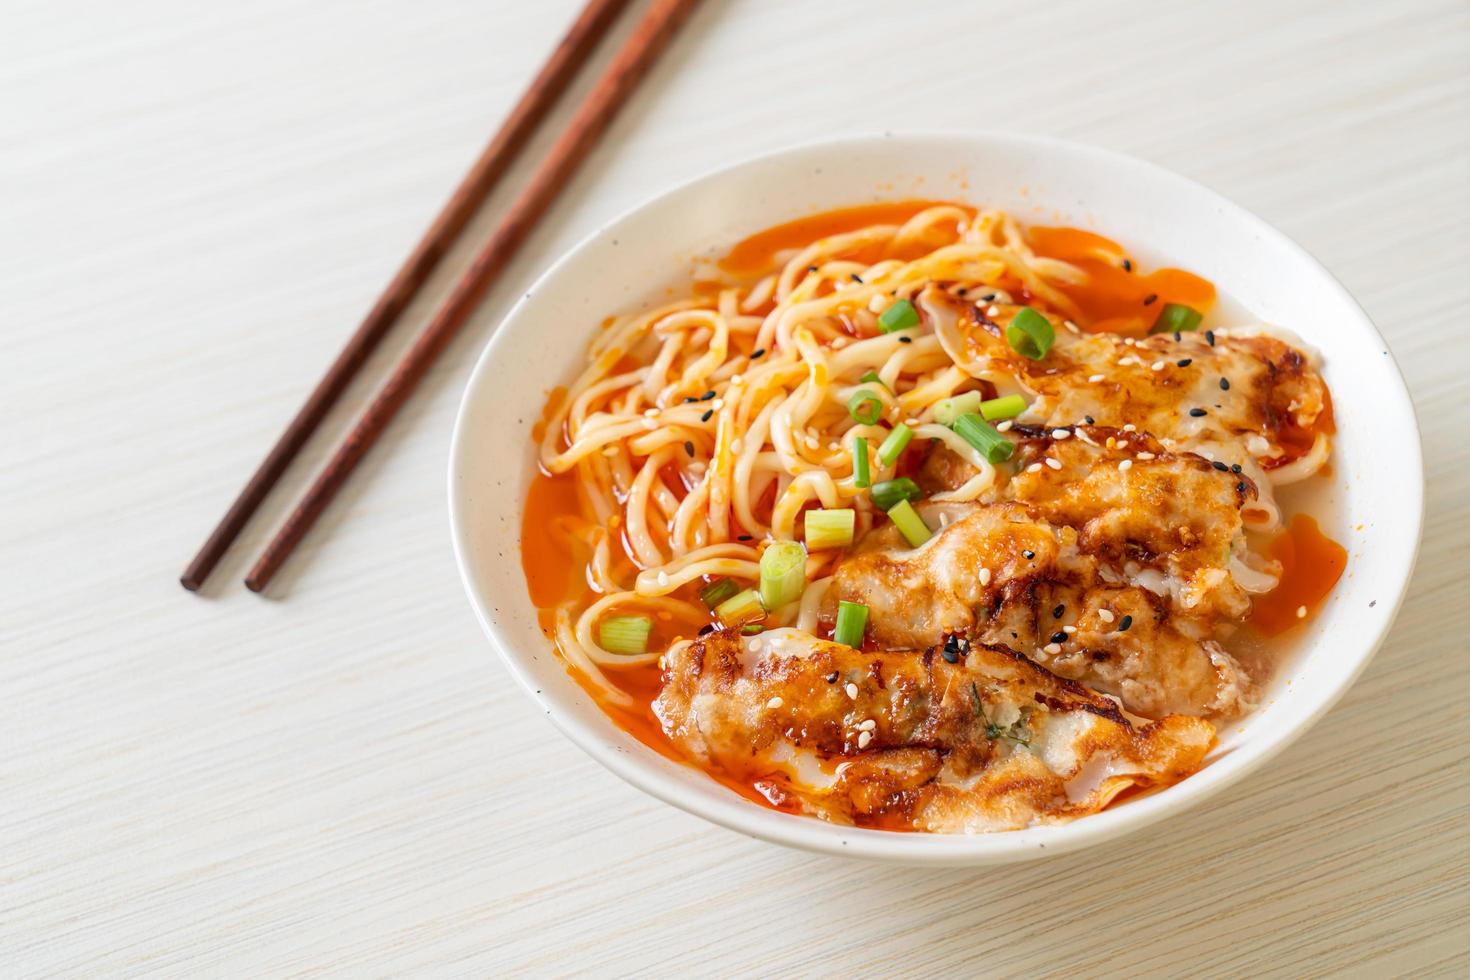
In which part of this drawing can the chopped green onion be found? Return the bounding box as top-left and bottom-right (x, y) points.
(1006, 307), (1055, 360)
(887, 499), (932, 548)
(933, 391), (982, 425)
(847, 389), (883, 425)
(870, 477), (922, 511)
(979, 393), (1027, 421)
(1151, 303), (1203, 334)
(699, 577), (739, 609)
(598, 615), (653, 655)
(858, 369), (885, 387)
(740, 624), (764, 635)
(758, 541), (806, 611)
(953, 412), (1015, 463)
(833, 600), (869, 648)
(877, 298), (919, 332)
(877, 423), (913, 466)
(715, 588), (764, 627)
(804, 508), (855, 550)
(852, 437), (871, 489)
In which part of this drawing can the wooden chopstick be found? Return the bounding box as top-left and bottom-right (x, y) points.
(244, 0), (701, 593)
(180, 0), (633, 592)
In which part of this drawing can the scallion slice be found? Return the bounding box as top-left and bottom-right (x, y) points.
(979, 393), (1026, 421)
(933, 391), (982, 425)
(804, 508), (856, 550)
(852, 437), (871, 489)
(1151, 303), (1203, 334)
(598, 614), (653, 655)
(887, 499), (932, 548)
(953, 412), (1015, 463)
(847, 389), (884, 425)
(870, 477), (921, 511)
(833, 600), (869, 648)
(1006, 307), (1055, 360)
(758, 541), (806, 611)
(877, 298), (919, 333)
(877, 423), (913, 466)
(715, 588), (764, 627)
(858, 369), (885, 387)
(699, 577), (739, 609)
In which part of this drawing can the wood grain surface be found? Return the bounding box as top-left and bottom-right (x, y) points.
(3, 0), (1467, 975)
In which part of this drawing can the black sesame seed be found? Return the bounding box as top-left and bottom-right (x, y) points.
(808, 265), (819, 273)
(737, 534), (753, 541)
(683, 396), (697, 403)
(700, 390), (716, 401)
(1177, 358), (1193, 367)
(1212, 460), (1229, 471)
(898, 335), (912, 343)
(943, 634), (961, 653)
(684, 440), (695, 457)
(1084, 415), (1095, 424)
(825, 671), (839, 684)
(851, 273), (864, 284)
(1206, 329), (1216, 346)
(941, 647), (959, 664)
(1117, 615), (1133, 632)
(1173, 331), (1182, 343)
(1022, 549), (1036, 560)
(1189, 408), (1208, 417)
(1050, 631), (1068, 644)
(1236, 481), (1247, 492)
(1231, 463), (1243, 474)
(698, 624), (715, 636)
(1143, 293), (1158, 306)
(750, 348), (766, 359)
(1053, 604), (1065, 619)
(981, 293), (996, 302)
(956, 287), (968, 296)
(1122, 258), (1133, 272)
(700, 409), (713, 422)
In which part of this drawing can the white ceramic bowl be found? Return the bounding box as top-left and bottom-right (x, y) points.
(449, 133), (1422, 865)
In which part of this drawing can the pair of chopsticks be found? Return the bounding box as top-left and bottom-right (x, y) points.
(182, 0), (700, 594)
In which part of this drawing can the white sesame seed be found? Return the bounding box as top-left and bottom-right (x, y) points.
(996, 420), (1013, 432)
(656, 571), (669, 587)
(858, 719), (877, 732)
(1064, 320), (1081, 335)
(1136, 451), (1156, 460)
(1052, 429), (1071, 439)
(711, 398), (725, 409)
(731, 438), (743, 453)
(858, 730), (873, 749)
(731, 373), (743, 385)
(828, 441), (841, 451)
(1088, 373), (1106, 383)
(1296, 605), (1307, 618)
(1026, 462), (1042, 473)
(1045, 457), (1062, 470)
(1063, 625), (1077, 634)
(1118, 459), (1133, 471)
(1122, 424), (1136, 432)
(1098, 609), (1115, 623)
(1151, 360), (1167, 372)
(831, 337), (848, 349)
(1044, 643), (1062, 655)
(987, 305), (1000, 317)
(845, 683), (859, 699)
(868, 294), (888, 313)
(905, 418), (920, 427)
(603, 446), (619, 457)
(979, 567), (993, 586)
(643, 408), (658, 417)
(766, 696), (783, 709)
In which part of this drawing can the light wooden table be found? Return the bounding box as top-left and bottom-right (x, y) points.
(5, 0), (1467, 975)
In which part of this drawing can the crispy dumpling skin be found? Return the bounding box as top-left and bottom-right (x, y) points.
(831, 426), (1259, 717)
(654, 628), (1214, 833)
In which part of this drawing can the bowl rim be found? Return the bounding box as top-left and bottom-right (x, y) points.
(448, 130), (1424, 864)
